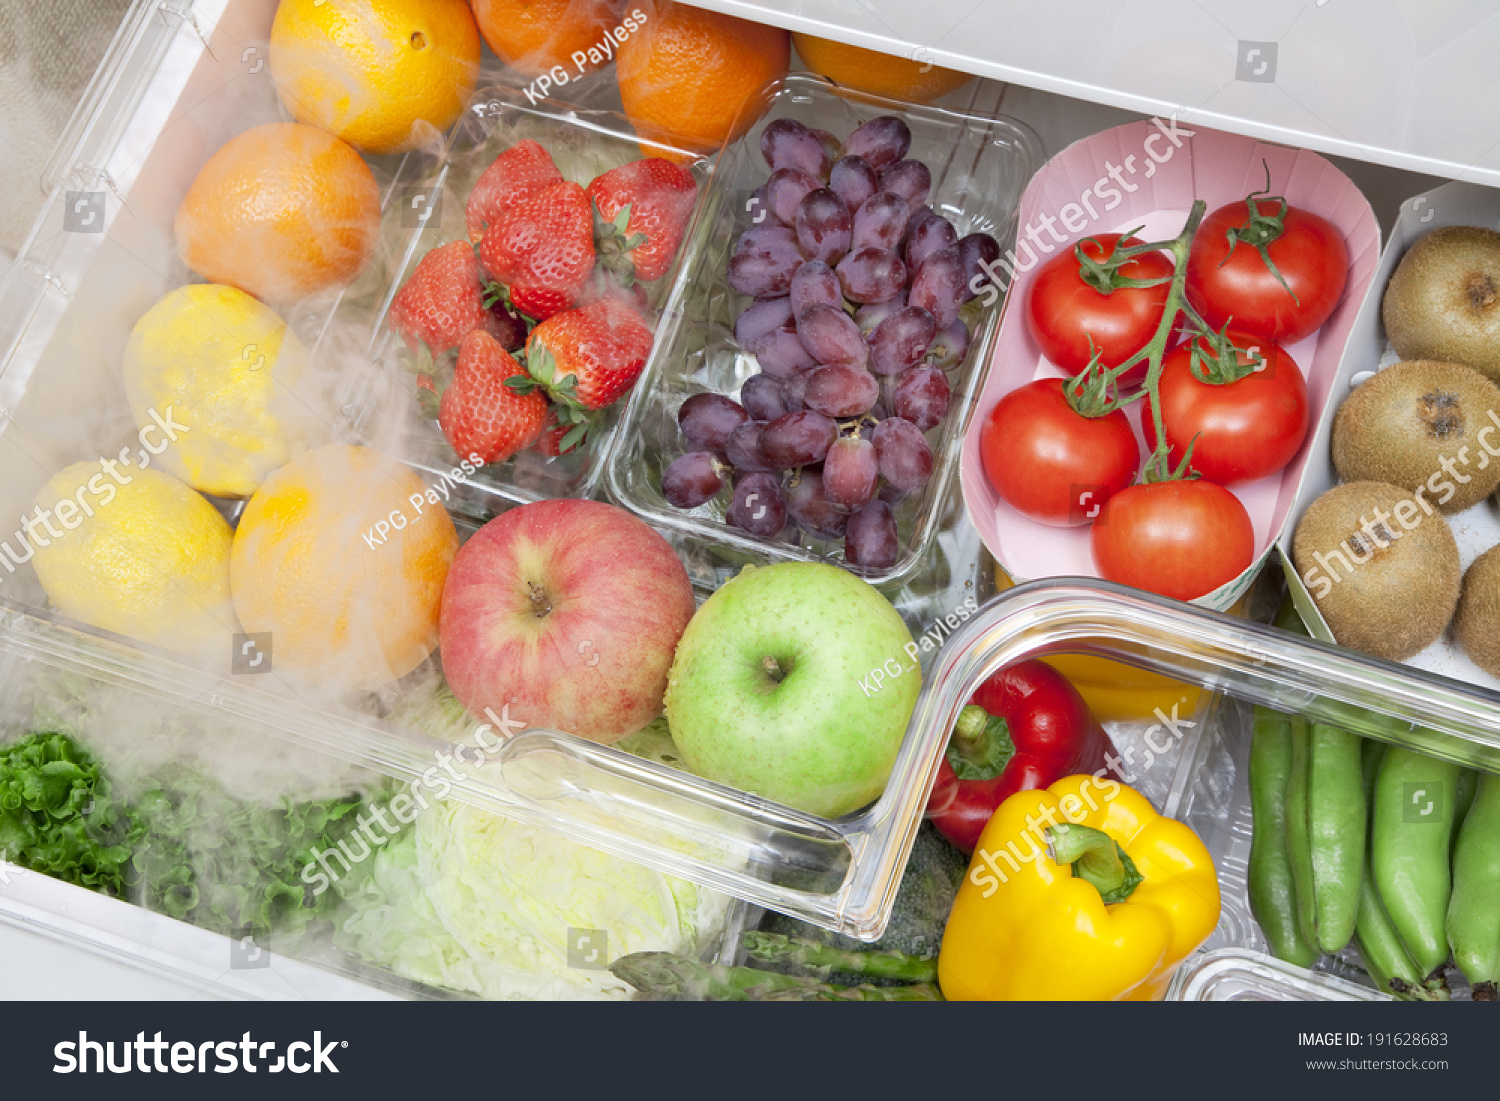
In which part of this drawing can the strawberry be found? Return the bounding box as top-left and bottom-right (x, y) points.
(587, 158), (697, 284)
(529, 405), (581, 457)
(438, 330), (548, 464)
(465, 139), (563, 243)
(389, 241), (513, 357)
(514, 299), (654, 426)
(480, 180), (595, 322)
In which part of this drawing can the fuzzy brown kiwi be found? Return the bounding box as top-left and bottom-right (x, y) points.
(1292, 481), (1460, 661)
(1453, 545), (1500, 677)
(1331, 359), (1500, 513)
(1383, 226), (1500, 382)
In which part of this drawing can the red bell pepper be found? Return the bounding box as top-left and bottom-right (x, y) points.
(926, 659), (1117, 852)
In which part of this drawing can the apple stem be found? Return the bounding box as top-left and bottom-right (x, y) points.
(528, 581), (552, 618)
(762, 655), (787, 683)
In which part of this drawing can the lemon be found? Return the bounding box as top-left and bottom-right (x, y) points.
(31, 462), (238, 655)
(122, 284), (317, 499)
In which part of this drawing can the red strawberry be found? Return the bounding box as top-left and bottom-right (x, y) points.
(466, 139), (563, 243)
(439, 330), (548, 464)
(517, 299), (654, 415)
(529, 405), (581, 457)
(587, 158), (697, 284)
(480, 180), (595, 322)
(389, 241), (512, 356)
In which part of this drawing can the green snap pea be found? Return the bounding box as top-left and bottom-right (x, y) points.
(1452, 769), (1478, 857)
(1447, 773), (1500, 1001)
(1248, 707), (1318, 968)
(1371, 746), (1460, 978)
(1285, 720), (1365, 953)
(1353, 741), (1445, 1000)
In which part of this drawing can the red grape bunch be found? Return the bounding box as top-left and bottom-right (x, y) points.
(661, 115), (999, 571)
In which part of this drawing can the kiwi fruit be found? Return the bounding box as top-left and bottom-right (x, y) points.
(1383, 226), (1500, 382)
(1292, 480), (1460, 661)
(1331, 359), (1500, 512)
(1454, 545), (1500, 676)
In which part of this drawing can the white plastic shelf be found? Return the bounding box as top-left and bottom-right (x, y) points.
(682, 0), (1500, 189)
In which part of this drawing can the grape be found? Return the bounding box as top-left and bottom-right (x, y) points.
(737, 224), (800, 256)
(957, 232), (1002, 303)
(753, 324), (818, 377)
(872, 417), (933, 491)
(836, 247), (907, 305)
(908, 247), (965, 328)
(795, 189), (853, 265)
(725, 421), (773, 472)
(803, 364), (880, 418)
(785, 470), (850, 539)
(842, 116), (911, 171)
(893, 366), (951, 431)
(789, 260), (842, 316)
(868, 305), (936, 376)
(761, 410), (837, 468)
(797, 303), (869, 368)
(878, 482), (908, 507)
(761, 118), (831, 179)
(765, 168), (824, 226)
(925, 318), (971, 370)
(844, 500), (899, 569)
(735, 295), (794, 349)
(662, 451), (726, 508)
(810, 128), (842, 164)
(829, 156), (879, 213)
(823, 435), (878, 510)
(854, 294), (908, 336)
(851, 191), (910, 253)
(783, 368), (810, 411)
(880, 160), (931, 207)
(904, 209), (957, 270)
(740, 373), (789, 421)
(729, 472), (787, 537)
(728, 242), (804, 297)
(678, 392), (748, 451)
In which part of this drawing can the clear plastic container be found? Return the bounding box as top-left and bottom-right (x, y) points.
(605, 74), (1042, 587)
(0, 0), (1003, 944)
(919, 576), (1500, 996)
(361, 77), (713, 508)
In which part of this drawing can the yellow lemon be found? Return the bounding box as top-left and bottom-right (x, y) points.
(230, 443), (459, 694)
(122, 284), (317, 499)
(269, 0), (481, 156)
(30, 462), (238, 655)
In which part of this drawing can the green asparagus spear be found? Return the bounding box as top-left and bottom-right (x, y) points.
(610, 952), (823, 1000)
(759, 983), (943, 1001)
(740, 932), (939, 983)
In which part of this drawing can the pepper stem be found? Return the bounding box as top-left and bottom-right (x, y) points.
(1047, 824), (1144, 905)
(953, 705), (989, 747)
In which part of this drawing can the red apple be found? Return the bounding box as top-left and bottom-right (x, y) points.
(439, 499), (696, 744)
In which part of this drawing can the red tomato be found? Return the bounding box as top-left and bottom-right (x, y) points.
(1141, 331), (1309, 485)
(979, 378), (1140, 527)
(1026, 234), (1174, 374)
(1185, 200), (1348, 344)
(1091, 480), (1256, 601)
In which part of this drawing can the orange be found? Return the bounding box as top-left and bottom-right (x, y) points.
(230, 443), (459, 693)
(616, 1), (789, 160)
(175, 122), (380, 306)
(791, 32), (973, 105)
(473, 0), (616, 78)
(269, 0), (480, 155)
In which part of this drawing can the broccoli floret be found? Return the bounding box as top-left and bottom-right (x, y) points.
(761, 822), (966, 961)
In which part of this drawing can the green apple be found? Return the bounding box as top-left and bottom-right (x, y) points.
(664, 561), (920, 818)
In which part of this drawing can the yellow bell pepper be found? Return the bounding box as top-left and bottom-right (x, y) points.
(938, 774), (1220, 1000)
(992, 564), (1251, 723)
